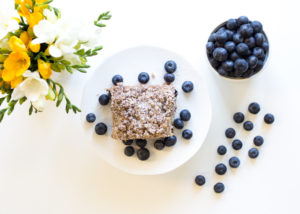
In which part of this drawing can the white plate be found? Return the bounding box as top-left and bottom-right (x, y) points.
(81, 46), (212, 175)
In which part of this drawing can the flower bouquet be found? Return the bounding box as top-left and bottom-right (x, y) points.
(0, 0), (111, 121)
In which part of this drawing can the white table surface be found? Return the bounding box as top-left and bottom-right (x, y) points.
(0, 0), (299, 213)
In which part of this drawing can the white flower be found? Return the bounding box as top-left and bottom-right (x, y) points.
(0, 5), (19, 40)
(12, 71), (49, 111)
(49, 35), (77, 58)
(31, 20), (58, 45)
(43, 9), (58, 24)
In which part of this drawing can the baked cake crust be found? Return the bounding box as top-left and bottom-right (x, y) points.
(109, 84), (176, 140)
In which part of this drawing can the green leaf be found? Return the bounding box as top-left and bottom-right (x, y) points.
(53, 7), (61, 18)
(75, 49), (85, 56)
(6, 94), (11, 102)
(72, 64), (90, 68)
(74, 68), (87, 73)
(93, 46), (103, 52)
(65, 66), (73, 74)
(0, 97), (5, 106)
(29, 105), (33, 115)
(94, 22), (106, 28)
(56, 87), (64, 107)
(19, 97), (27, 105)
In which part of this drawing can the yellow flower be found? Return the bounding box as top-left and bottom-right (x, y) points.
(29, 41), (40, 53)
(9, 36), (27, 52)
(27, 11), (43, 28)
(20, 31), (30, 46)
(38, 59), (52, 79)
(2, 52), (30, 81)
(11, 76), (23, 88)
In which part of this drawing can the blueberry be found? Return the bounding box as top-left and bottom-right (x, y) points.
(164, 60), (177, 73)
(233, 33), (243, 44)
(225, 128), (236, 138)
(217, 27), (226, 33)
(214, 41), (224, 48)
(226, 19), (237, 30)
(112, 74), (123, 85)
(213, 47), (228, 62)
(182, 81), (194, 93)
(237, 16), (249, 26)
(99, 94), (110, 105)
(86, 113), (96, 123)
(173, 118), (184, 129)
(182, 129), (193, 139)
(137, 148), (150, 161)
(221, 61), (234, 72)
(232, 139), (243, 150)
(230, 52), (239, 61)
(253, 47), (265, 59)
(244, 37), (256, 49)
(209, 57), (220, 69)
(175, 89), (178, 97)
(254, 60), (264, 72)
(254, 136), (264, 146)
(248, 102), (260, 114)
(217, 67), (227, 76)
(224, 41), (235, 53)
(226, 30), (234, 40)
(215, 163), (227, 175)
(234, 58), (249, 73)
(262, 42), (269, 53)
(124, 146), (135, 156)
(138, 72), (150, 84)
(206, 42), (215, 54)
(217, 145), (227, 155)
(164, 73), (175, 83)
(208, 33), (216, 42)
(251, 20), (263, 33)
(229, 156), (240, 168)
(233, 112), (244, 123)
(248, 148), (259, 159)
(195, 175), (206, 186)
(255, 33), (265, 46)
(236, 43), (249, 56)
(95, 123), (107, 135)
(123, 140), (133, 145)
(164, 135), (177, 147)
(264, 113), (275, 124)
(180, 109), (191, 121)
(240, 24), (254, 38)
(136, 139), (147, 148)
(248, 55), (258, 68)
(243, 121), (254, 131)
(214, 182), (225, 193)
(154, 140), (165, 150)
(215, 31), (228, 44)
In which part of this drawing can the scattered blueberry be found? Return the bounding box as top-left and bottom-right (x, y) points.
(180, 109), (191, 121)
(138, 72), (150, 84)
(243, 121), (254, 131)
(217, 145), (227, 155)
(173, 118), (184, 129)
(164, 73), (175, 83)
(86, 113), (96, 123)
(95, 123), (107, 135)
(182, 81), (194, 93)
(214, 182), (225, 193)
(215, 163), (227, 175)
(112, 74), (123, 85)
(123, 140), (133, 145)
(154, 140), (165, 150)
(164, 60), (177, 73)
(225, 128), (236, 138)
(136, 139), (147, 148)
(229, 156), (240, 168)
(233, 112), (245, 123)
(99, 94), (110, 105)
(248, 148), (259, 159)
(254, 136), (264, 146)
(182, 129), (193, 139)
(213, 47), (228, 62)
(195, 175), (206, 186)
(232, 139), (243, 150)
(137, 148), (150, 161)
(164, 135), (177, 147)
(124, 146), (135, 156)
(264, 113), (275, 124)
(248, 102), (260, 114)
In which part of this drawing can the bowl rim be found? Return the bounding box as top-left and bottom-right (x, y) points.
(206, 20), (270, 80)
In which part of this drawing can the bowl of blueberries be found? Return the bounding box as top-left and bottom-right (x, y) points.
(206, 16), (269, 79)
